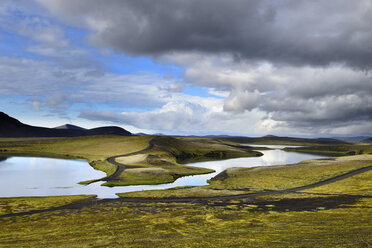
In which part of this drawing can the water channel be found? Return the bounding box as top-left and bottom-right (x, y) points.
(0, 145), (327, 198)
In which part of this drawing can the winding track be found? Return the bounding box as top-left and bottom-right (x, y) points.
(89, 137), (158, 183)
(1, 138), (371, 218)
(0, 164), (371, 218)
(118, 165), (372, 202)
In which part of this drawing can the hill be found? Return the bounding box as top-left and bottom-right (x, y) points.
(54, 124), (86, 130)
(220, 135), (349, 146)
(0, 112), (131, 137)
(330, 136), (370, 142)
(362, 137), (372, 144)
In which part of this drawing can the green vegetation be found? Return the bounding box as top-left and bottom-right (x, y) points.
(0, 135), (263, 186)
(79, 160), (117, 185)
(103, 136), (262, 186)
(220, 136), (349, 146)
(208, 154), (372, 190)
(0, 137), (371, 247)
(0, 135), (152, 158)
(303, 169), (372, 196)
(103, 168), (177, 186)
(284, 143), (372, 156)
(0, 195), (96, 215)
(362, 137), (372, 144)
(152, 136), (262, 163)
(118, 154), (372, 199)
(0, 135), (152, 181)
(0, 192), (370, 247)
(118, 186), (247, 198)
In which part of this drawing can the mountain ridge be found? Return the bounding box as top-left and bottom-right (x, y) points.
(54, 124), (86, 130)
(0, 112), (131, 137)
(362, 137), (372, 144)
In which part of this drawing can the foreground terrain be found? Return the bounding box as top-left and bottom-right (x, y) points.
(0, 167), (370, 247)
(0, 135), (371, 247)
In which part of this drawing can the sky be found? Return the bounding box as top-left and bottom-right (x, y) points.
(1, 0), (372, 137)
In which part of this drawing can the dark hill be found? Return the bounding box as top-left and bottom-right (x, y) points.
(87, 126), (131, 136)
(221, 135), (349, 145)
(330, 136), (370, 142)
(0, 112), (131, 137)
(362, 137), (372, 144)
(54, 124), (86, 130)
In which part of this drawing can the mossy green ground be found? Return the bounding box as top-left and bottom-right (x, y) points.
(303, 169), (372, 196)
(0, 135), (152, 179)
(0, 194), (370, 247)
(0, 195), (96, 215)
(0, 135), (262, 186)
(0, 135), (152, 158)
(284, 143), (372, 156)
(119, 186), (248, 198)
(0, 138), (371, 247)
(118, 154), (372, 198)
(208, 154), (372, 190)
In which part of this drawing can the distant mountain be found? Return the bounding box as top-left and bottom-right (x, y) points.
(202, 135), (233, 138)
(263, 134), (278, 138)
(330, 136), (370, 142)
(87, 126), (131, 136)
(135, 132), (149, 136)
(0, 112), (131, 137)
(152, 133), (165, 136)
(54, 124), (86, 130)
(361, 137), (372, 144)
(221, 135), (349, 145)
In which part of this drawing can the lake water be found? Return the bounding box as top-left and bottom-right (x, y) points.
(0, 145), (327, 198)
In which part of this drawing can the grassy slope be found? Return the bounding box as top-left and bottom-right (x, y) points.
(0, 135), (152, 159)
(0, 135), (263, 187)
(220, 136), (349, 146)
(302, 169), (372, 196)
(118, 154), (372, 198)
(208, 154), (372, 190)
(0, 135), (152, 180)
(152, 136), (263, 163)
(102, 136), (263, 186)
(284, 143), (372, 156)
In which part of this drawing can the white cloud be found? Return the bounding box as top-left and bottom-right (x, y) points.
(223, 89), (260, 112)
(166, 83), (184, 93)
(2, 0), (372, 136)
(161, 52), (372, 135)
(80, 99), (269, 136)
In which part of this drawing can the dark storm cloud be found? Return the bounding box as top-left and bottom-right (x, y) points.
(265, 93), (372, 124)
(176, 56), (372, 135)
(34, 0), (372, 135)
(38, 0), (372, 68)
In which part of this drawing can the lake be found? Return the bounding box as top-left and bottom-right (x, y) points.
(0, 145), (327, 198)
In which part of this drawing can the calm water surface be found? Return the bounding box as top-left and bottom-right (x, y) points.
(0, 145), (327, 198)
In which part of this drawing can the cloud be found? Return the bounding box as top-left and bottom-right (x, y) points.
(79, 99), (268, 135)
(224, 89), (260, 112)
(165, 83), (183, 93)
(167, 53), (372, 134)
(94, 104), (198, 131)
(80, 100), (215, 133)
(0, 1), (191, 123)
(37, 0), (372, 69)
(72, 56), (372, 135)
(2, 0), (372, 136)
